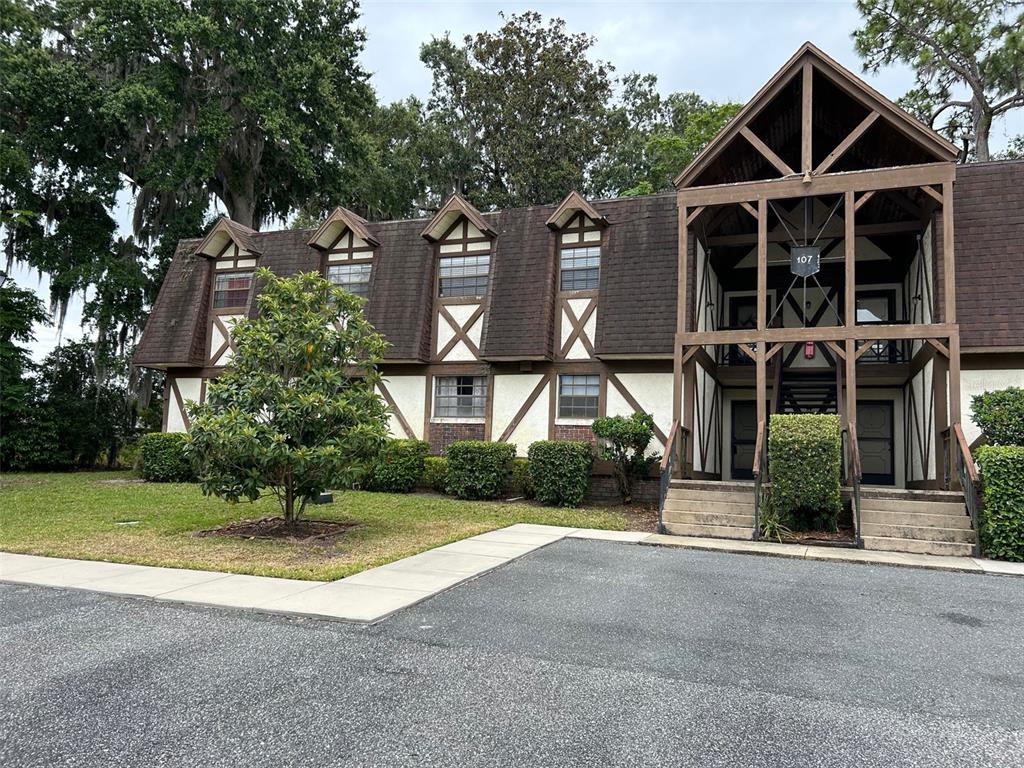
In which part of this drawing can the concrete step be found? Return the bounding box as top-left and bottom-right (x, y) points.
(663, 509), (755, 528)
(670, 480), (755, 494)
(862, 535), (974, 557)
(662, 522), (753, 540)
(665, 488), (755, 504)
(860, 509), (972, 530)
(858, 497), (966, 517)
(859, 487), (964, 503)
(663, 496), (754, 514)
(861, 522), (975, 543)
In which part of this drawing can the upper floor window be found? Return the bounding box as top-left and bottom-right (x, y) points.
(558, 374), (599, 419)
(438, 253), (490, 298)
(213, 271), (253, 309)
(328, 262), (372, 298)
(434, 375), (487, 419)
(560, 246), (600, 292)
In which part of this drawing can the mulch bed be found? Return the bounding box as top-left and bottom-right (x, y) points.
(778, 527), (858, 547)
(197, 517), (357, 544)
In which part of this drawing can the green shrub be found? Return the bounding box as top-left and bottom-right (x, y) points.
(421, 456), (449, 493)
(506, 458), (534, 499)
(976, 445), (1024, 561)
(768, 413), (841, 531)
(138, 432), (193, 482)
(591, 412), (657, 503)
(528, 441), (593, 507)
(446, 441), (516, 500)
(972, 387), (1024, 446)
(367, 439), (429, 493)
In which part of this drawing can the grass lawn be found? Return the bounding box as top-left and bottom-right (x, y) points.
(0, 472), (633, 581)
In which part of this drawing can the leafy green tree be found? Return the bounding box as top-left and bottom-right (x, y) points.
(420, 12), (615, 209)
(591, 412), (658, 503)
(593, 75), (740, 196)
(854, 0), (1024, 161)
(0, 283), (48, 467)
(187, 269), (390, 525)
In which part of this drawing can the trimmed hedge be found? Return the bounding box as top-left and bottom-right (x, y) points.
(528, 441), (592, 507)
(768, 413), (841, 531)
(421, 456), (449, 493)
(446, 441), (516, 500)
(972, 387), (1024, 446)
(976, 446), (1024, 562)
(138, 432), (193, 482)
(368, 439), (429, 493)
(506, 458), (534, 499)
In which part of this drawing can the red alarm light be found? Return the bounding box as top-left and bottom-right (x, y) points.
(804, 340), (816, 359)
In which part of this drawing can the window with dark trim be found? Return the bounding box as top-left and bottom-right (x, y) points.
(327, 262), (372, 298)
(213, 271), (253, 309)
(558, 374), (599, 419)
(438, 253), (490, 298)
(434, 376), (487, 419)
(560, 246), (600, 291)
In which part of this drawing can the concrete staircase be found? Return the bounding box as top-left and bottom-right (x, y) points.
(662, 480), (755, 540)
(859, 488), (976, 557)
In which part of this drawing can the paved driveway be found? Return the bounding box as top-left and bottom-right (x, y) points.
(2, 540), (1022, 767)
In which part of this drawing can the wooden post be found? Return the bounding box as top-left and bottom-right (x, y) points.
(756, 342), (767, 453)
(683, 356), (696, 473)
(932, 349), (949, 484)
(757, 199), (767, 331)
(676, 201), (688, 432)
(673, 340), (683, 424)
(949, 331), (962, 424)
(942, 182), (955, 324)
(845, 338), (857, 434)
(801, 59), (813, 175)
(844, 190), (855, 328)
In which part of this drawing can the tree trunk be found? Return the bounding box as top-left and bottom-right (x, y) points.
(284, 482), (295, 526)
(972, 98), (992, 162)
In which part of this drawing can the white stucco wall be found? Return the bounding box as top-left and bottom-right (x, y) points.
(605, 372), (673, 456)
(492, 374), (549, 456)
(166, 377), (203, 433)
(378, 375), (426, 440)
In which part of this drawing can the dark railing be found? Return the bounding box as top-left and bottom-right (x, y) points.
(752, 420), (767, 540)
(943, 423), (981, 557)
(658, 421), (689, 534)
(843, 425), (863, 546)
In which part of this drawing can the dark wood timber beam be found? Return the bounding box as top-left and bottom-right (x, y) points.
(678, 162), (955, 207)
(814, 111), (880, 176)
(740, 126), (797, 178)
(802, 60), (813, 175)
(919, 185), (943, 205)
(679, 322), (958, 346)
(854, 190), (875, 212)
(706, 219), (921, 247)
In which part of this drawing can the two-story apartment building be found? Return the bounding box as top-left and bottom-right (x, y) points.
(135, 44), (1024, 557)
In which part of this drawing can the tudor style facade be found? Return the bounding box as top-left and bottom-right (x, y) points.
(135, 43), (1024, 556)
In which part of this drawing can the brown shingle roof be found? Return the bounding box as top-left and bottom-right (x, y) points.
(953, 159), (1024, 350)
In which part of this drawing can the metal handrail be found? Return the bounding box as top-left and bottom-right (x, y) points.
(844, 425), (863, 546)
(752, 420), (767, 541)
(658, 420), (687, 534)
(948, 423), (981, 557)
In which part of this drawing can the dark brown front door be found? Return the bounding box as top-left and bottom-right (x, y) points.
(731, 401), (758, 480)
(857, 401), (895, 485)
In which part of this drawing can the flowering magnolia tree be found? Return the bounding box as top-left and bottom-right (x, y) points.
(187, 269), (389, 525)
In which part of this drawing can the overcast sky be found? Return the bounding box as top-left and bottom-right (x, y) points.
(12, 0), (1023, 360)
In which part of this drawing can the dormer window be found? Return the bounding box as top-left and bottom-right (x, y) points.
(213, 271), (253, 309)
(560, 246), (600, 291)
(328, 262), (372, 298)
(438, 252), (490, 298)
(548, 192), (607, 295)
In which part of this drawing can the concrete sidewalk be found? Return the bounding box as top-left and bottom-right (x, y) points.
(0, 524), (648, 623)
(3, 524), (1020, 624)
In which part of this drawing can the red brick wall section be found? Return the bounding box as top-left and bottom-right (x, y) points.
(553, 424), (598, 446)
(429, 422), (486, 455)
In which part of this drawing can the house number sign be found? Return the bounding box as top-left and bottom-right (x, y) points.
(790, 245), (821, 277)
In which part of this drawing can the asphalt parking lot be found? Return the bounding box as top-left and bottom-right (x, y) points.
(2, 539), (1022, 767)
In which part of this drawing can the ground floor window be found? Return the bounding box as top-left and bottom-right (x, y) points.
(434, 376), (487, 419)
(558, 374), (599, 419)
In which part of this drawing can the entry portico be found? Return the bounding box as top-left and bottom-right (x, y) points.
(663, 43), (979, 554)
